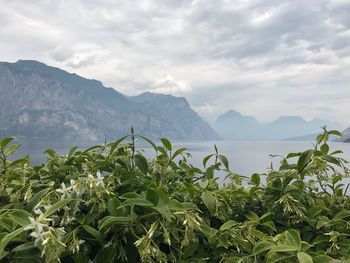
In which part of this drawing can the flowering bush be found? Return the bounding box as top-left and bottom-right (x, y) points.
(0, 128), (350, 262)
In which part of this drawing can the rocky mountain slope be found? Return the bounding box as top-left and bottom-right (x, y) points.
(0, 60), (218, 141)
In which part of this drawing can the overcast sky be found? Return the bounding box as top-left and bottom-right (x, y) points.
(1, 0), (350, 124)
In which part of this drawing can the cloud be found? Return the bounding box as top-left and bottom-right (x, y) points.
(0, 0), (349, 125)
(150, 74), (192, 94)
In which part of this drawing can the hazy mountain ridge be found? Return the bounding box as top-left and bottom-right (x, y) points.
(0, 60), (218, 141)
(337, 128), (350, 143)
(213, 109), (345, 141)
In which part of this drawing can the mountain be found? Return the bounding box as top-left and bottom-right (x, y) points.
(212, 110), (262, 140)
(337, 128), (350, 142)
(213, 110), (345, 141)
(0, 60), (218, 141)
(264, 116), (344, 140)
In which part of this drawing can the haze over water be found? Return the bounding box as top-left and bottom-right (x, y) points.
(15, 139), (350, 178)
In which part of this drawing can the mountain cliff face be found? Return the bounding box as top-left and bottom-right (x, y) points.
(213, 109), (344, 141)
(0, 60), (218, 141)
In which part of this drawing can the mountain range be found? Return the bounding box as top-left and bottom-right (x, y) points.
(0, 60), (218, 141)
(1, 60), (348, 143)
(212, 109), (346, 141)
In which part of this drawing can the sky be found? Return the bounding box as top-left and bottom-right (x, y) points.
(1, 0), (350, 124)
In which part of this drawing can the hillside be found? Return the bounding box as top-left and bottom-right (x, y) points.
(0, 60), (218, 141)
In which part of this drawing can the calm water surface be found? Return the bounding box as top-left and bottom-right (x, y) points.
(14, 139), (350, 178)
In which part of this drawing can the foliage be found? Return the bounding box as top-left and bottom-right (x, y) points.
(1, 127), (350, 262)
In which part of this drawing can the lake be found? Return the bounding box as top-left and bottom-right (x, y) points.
(13, 139), (350, 178)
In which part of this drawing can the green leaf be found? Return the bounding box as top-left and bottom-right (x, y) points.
(297, 252), (313, 263)
(312, 235), (329, 245)
(154, 204), (172, 222)
(203, 154), (214, 168)
(109, 136), (128, 153)
(138, 136), (158, 153)
(297, 150), (314, 173)
(251, 173), (260, 186)
(99, 216), (133, 230)
(82, 225), (104, 245)
(9, 210), (32, 227)
(287, 152), (302, 159)
(330, 150), (343, 155)
(43, 149), (58, 158)
(320, 144), (329, 155)
(312, 255), (334, 263)
(67, 146), (79, 159)
(11, 242), (35, 252)
(270, 245), (298, 253)
(3, 144), (20, 157)
(300, 241), (311, 251)
(119, 192), (141, 199)
(218, 154), (229, 170)
(0, 226), (26, 256)
(219, 220), (237, 231)
(26, 188), (51, 212)
(223, 257), (240, 263)
(285, 229), (301, 250)
(43, 199), (74, 217)
(245, 211), (259, 221)
(252, 241), (274, 255)
(172, 148), (187, 160)
(94, 246), (113, 263)
(333, 210), (350, 220)
(134, 154), (148, 175)
(146, 188), (159, 205)
(119, 198), (154, 208)
(316, 134), (324, 145)
(328, 130), (342, 136)
(266, 251), (295, 263)
(262, 221), (276, 232)
(0, 137), (15, 150)
(322, 155), (341, 166)
(201, 191), (216, 214)
(308, 206), (327, 218)
(160, 138), (172, 151)
(107, 197), (123, 216)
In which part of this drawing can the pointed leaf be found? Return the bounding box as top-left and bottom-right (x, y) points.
(201, 191), (216, 214)
(43, 199), (74, 217)
(9, 210), (32, 227)
(252, 241), (274, 255)
(160, 138), (172, 151)
(218, 154), (229, 170)
(297, 252), (313, 263)
(285, 229), (301, 250)
(82, 225), (104, 245)
(220, 220), (237, 231)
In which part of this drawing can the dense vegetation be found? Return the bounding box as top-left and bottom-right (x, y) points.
(1, 128), (350, 262)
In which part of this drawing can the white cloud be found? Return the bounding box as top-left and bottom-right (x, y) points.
(0, 0), (349, 125)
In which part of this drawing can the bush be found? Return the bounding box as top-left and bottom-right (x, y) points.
(0, 128), (350, 262)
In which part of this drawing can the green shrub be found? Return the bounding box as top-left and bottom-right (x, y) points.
(0, 128), (350, 262)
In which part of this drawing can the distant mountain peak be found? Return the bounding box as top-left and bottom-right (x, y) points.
(221, 109), (243, 118)
(212, 110), (344, 141)
(274, 116), (305, 122)
(15, 59), (45, 65)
